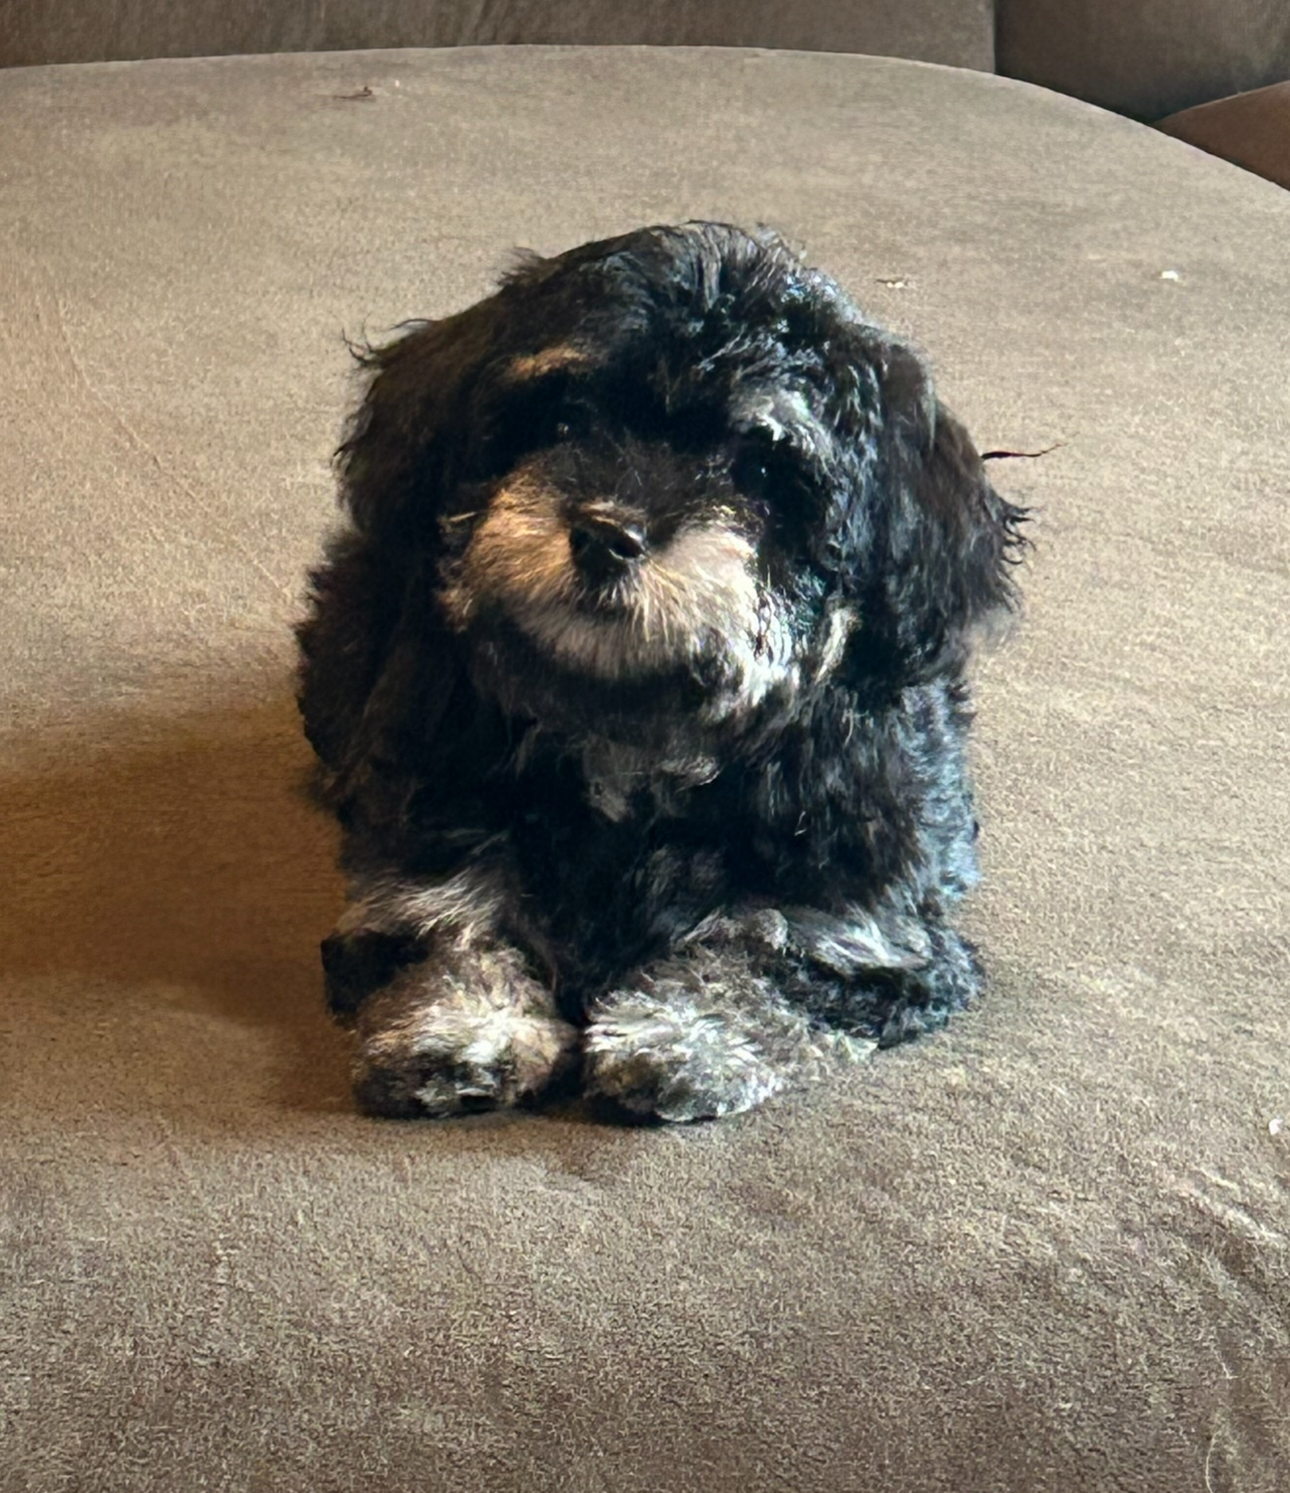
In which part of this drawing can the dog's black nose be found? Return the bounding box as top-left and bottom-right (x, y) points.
(568, 513), (647, 577)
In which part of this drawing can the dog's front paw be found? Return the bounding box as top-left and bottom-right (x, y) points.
(585, 990), (789, 1123)
(352, 957), (578, 1119)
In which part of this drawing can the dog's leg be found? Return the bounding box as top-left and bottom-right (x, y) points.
(767, 907), (985, 1050)
(351, 946), (578, 1118)
(585, 926), (873, 1123)
(584, 905), (981, 1122)
(323, 869), (578, 1118)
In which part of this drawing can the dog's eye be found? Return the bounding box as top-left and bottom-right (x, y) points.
(552, 401), (594, 445)
(731, 438), (777, 508)
(736, 454), (769, 491)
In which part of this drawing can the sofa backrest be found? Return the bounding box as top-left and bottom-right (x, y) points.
(0, 0), (994, 71)
(3, 1), (1287, 132)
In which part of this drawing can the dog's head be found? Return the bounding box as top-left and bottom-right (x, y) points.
(337, 223), (1024, 740)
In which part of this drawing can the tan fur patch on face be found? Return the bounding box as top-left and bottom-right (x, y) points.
(441, 471), (573, 628)
(505, 346), (587, 381)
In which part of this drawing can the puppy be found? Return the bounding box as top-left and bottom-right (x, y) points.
(298, 222), (1026, 1122)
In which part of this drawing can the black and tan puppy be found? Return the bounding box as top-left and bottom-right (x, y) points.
(298, 222), (1025, 1121)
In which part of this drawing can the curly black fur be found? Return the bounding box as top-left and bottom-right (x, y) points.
(298, 222), (1026, 1121)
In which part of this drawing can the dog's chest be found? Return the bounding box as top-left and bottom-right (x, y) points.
(578, 738), (721, 823)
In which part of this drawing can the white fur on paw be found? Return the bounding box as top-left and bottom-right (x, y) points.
(355, 986), (578, 1119)
(586, 972), (875, 1122)
(585, 996), (789, 1122)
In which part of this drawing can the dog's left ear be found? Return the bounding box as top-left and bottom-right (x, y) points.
(864, 343), (1027, 682)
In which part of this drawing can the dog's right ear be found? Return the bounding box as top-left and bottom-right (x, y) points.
(337, 305), (495, 545)
(298, 307), (496, 812)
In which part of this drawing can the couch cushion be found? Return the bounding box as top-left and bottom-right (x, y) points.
(2, 48), (1288, 1493)
(1156, 80), (1290, 190)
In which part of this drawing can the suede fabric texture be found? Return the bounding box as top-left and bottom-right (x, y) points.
(0, 0), (993, 69)
(996, 0), (1290, 120)
(2, 48), (1288, 1493)
(1156, 81), (1290, 191)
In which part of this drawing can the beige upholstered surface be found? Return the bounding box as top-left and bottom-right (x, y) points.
(2, 49), (1288, 1493)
